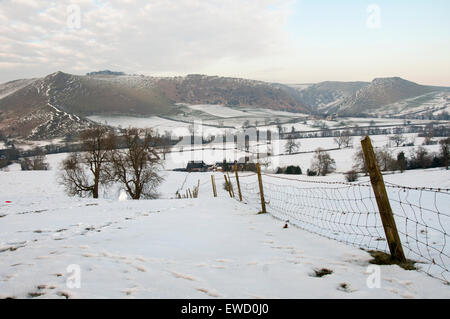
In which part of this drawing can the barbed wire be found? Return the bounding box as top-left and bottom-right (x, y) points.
(261, 173), (373, 187)
(227, 173), (450, 284)
(384, 181), (450, 193)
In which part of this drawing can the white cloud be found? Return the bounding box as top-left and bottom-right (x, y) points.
(0, 0), (294, 82)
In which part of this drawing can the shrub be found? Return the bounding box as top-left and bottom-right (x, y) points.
(408, 146), (432, 169)
(276, 165), (302, 175)
(20, 155), (49, 171)
(310, 148), (336, 176)
(344, 170), (358, 182)
(375, 147), (396, 171)
(284, 165), (302, 175)
(285, 165), (302, 175)
(423, 136), (437, 145)
(307, 169), (317, 176)
(396, 151), (407, 172)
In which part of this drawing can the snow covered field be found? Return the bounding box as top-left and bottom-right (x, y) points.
(84, 106), (447, 174)
(1, 154), (450, 298)
(87, 104), (309, 133)
(87, 115), (194, 137)
(185, 104), (249, 118)
(1, 106), (449, 298)
(153, 132), (443, 174)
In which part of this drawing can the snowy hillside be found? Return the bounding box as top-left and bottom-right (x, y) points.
(1, 154), (449, 298)
(377, 92), (450, 118)
(0, 71), (309, 140)
(332, 78), (448, 117)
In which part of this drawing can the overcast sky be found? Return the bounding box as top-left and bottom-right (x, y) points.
(1, 0), (449, 85)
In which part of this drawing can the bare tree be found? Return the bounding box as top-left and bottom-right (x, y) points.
(341, 130), (353, 148)
(285, 135), (300, 155)
(157, 134), (173, 160)
(108, 128), (163, 200)
(276, 121), (283, 135)
(353, 145), (394, 173)
(20, 148), (49, 171)
(439, 137), (450, 170)
(59, 126), (113, 198)
(310, 148), (336, 176)
(409, 146), (432, 169)
(375, 147), (395, 171)
(334, 131), (352, 149)
(390, 133), (406, 147)
(333, 135), (344, 149)
(422, 135), (435, 145)
(353, 146), (368, 175)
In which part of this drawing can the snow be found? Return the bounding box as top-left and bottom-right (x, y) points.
(379, 92), (450, 118)
(87, 115), (225, 137)
(1, 154), (449, 298)
(185, 104), (249, 118)
(87, 115), (191, 133)
(118, 190), (128, 201)
(156, 132), (444, 175)
(87, 105), (308, 134)
(12, 139), (65, 152)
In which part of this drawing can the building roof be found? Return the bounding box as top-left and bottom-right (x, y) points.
(186, 161), (207, 169)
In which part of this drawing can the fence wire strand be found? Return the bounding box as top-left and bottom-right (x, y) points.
(225, 172), (450, 284)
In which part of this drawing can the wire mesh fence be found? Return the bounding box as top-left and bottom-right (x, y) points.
(226, 172), (450, 284)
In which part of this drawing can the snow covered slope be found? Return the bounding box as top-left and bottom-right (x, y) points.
(332, 78), (449, 117)
(294, 81), (368, 112)
(1, 159), (449, 298)
(0, 71), (309, 140)
(0, 78), (36, 100)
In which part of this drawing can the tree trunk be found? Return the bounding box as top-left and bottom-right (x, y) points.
(93, 171), (100, 199)
(93, 184), (99, 199)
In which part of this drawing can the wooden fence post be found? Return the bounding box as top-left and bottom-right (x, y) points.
(211, 175), (217, 197)
(227, 172), (235, 198)
(193, 179), (200, 198)
(224, 174), (233, 198)
(361, 136), (406, 262)
(256, 163), (267, 214)
(234, 165), (243, 201)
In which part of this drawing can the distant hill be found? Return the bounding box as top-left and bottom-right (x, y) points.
(0, 71), (448, 140)
(333, 77), (449, 117)
(288, 77), (450, 118)
(0, 72), (308, 139)
(153, 74), (306, 111)
(291, 81), (369, 112)
(0, 78), (37, 100)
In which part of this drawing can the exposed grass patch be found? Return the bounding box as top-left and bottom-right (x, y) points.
(57, 291), (71, 299)
(311, 268), (333, 278)
(368, 250), (417, 270)
(28, 291), (46, 298)
(337, 283), (351, 292)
